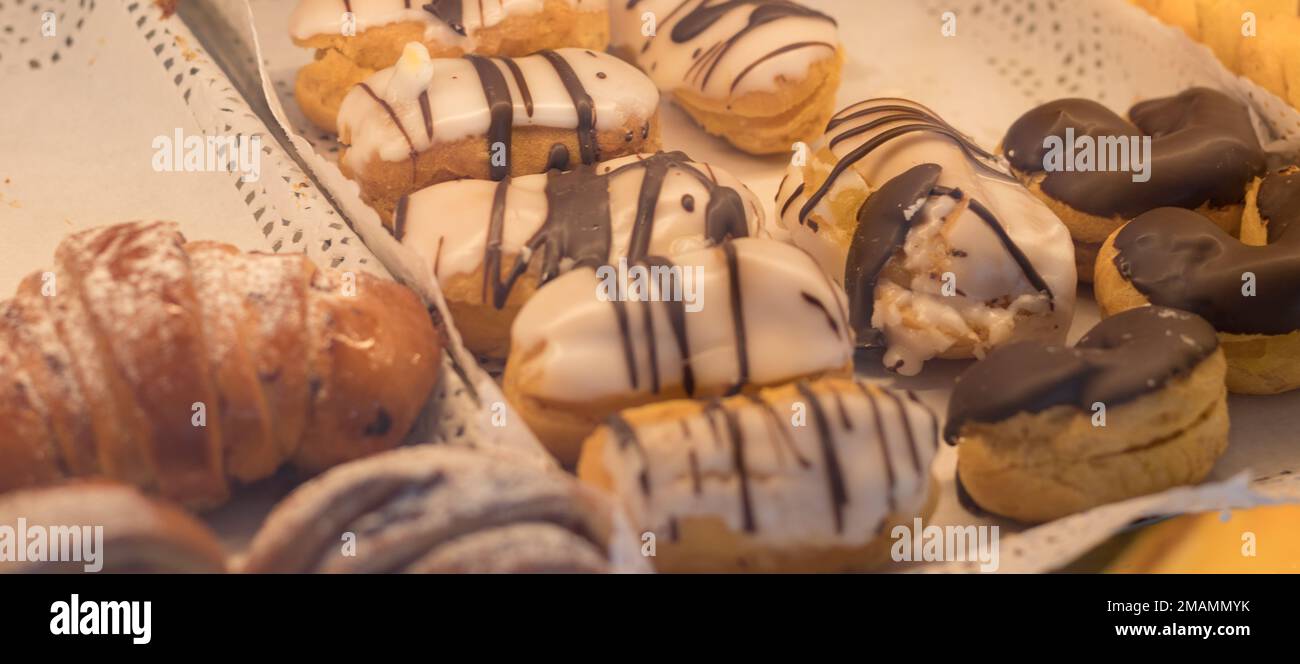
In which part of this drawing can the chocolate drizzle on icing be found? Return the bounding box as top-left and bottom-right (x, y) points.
(722, 241), (750, 396)
(472, 152), (750, 396)
(628, 0), (837, 91)
(357, 82), (419, 184)
(1002, 88), (1267, 218)
(539, 50), (601, 165)
(604, 379), (938, 540)
(422, 1), (467, 36)
(795, 381), (847, 534)
(466, 55), (515, 181)
(706, 399), (756, 532)
(944, 306), (1220, 442)
(1112, 171), (1300, 334)
(819, 102), (1056, 347)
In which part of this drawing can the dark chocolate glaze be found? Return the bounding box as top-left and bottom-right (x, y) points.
(468, 152), (749, 395)
(843, 163), (941, 347)
(1112, 172), (1300, 334)
(627, 0), (836, 91)
(466, 55), (514, 181)
(501, 57), (535, 117)
(944, 306), (1219, 442)
(421, 0), (466, 36)
(1259, 167), (1300, 244)
(839, 157), (1055, 348)
(1002, 88), (1267, 218)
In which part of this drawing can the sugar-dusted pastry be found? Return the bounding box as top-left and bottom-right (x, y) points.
(502, 237), (855, 464)
(578, 377), (940, 572)
(241, 446), (618, 573)
(397, 151), (766, 358)
(0, 482), (227, 573)
(1095, 166), (1300, 394)
(338, 44), (661, 218)
(0, 221), (441, 508)
(611, 0), (843, 155)
(1001, 87), (1267, 280)
(946, 306), (1229, 523)
(291, 0), (612, 131)
(775, 98), (1077, 376)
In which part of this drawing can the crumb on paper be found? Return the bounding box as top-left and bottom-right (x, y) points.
(173, 34), (199, 62)
(156, 0), (179, 19)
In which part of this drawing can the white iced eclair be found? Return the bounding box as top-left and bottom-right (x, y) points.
(611, 0), (843, 155)
(337, 44), (661, 218)
(397, 152), (767, 358)
(502, 237), (855, 464)
(291, 0), (612, 131)
(578, 377), (940, 572)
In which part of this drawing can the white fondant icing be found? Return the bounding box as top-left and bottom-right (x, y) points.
(399, 154), (768, 286)
(599, 379), (938, 546)
(337, 47), (659, 171)
(611, 0), (840, 99)
(290, 0), (607, 43)
(509, 238), (853, 403)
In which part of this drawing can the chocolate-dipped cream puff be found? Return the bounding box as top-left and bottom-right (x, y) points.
(1095, 166), (1300, 394)
(776, 98), (1077, 376)
(1002, 87), (1267, 280)
(946, 307), (1229, 523)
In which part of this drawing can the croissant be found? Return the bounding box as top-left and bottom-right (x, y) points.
(0, 221), (442, 509)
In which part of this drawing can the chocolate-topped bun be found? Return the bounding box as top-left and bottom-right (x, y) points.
(0, 482), (226, 573)
(775, 98), (1077, 376)
(290, 0), (611, 132)
(241, 446), (617, 573)
(1094, 166), (1300, 394)
(578, 377), (939, 572)
(337, 44), (660, 219)
(502, 237), (855, 465)
(398, 152), (765, 359)
(1001, 87), (1267, 280)
(611, 0), (843, 155)
(946, 306), (1229, 523)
